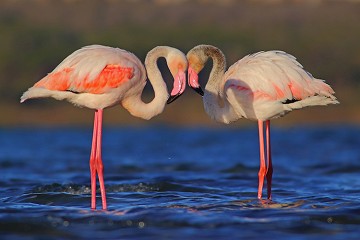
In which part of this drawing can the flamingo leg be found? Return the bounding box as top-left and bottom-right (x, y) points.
(89, 111), (98, 209)
(257, 120), (266, 199)
(266, 120), (273, 200)
(89, 109), (107, 210)
(95, 109), (107, 210)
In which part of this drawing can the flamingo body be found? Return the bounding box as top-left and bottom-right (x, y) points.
(222, 50), (337, 122)
(21, 45), (188, 209)
(21, 45), (146, 110)
(187, 45), (338, 200)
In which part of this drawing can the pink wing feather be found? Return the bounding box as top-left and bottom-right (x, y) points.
(34, 45), (141, 94)
(35, 65), (134, 94)
(224, 51), (335, 102)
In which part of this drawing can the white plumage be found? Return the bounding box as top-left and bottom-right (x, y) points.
(222, 50), (338, 121)
(21, 45), (146, 110)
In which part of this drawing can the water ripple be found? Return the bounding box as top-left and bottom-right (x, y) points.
(1, 126), (360, 239)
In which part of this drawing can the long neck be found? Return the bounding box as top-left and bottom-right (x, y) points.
(122, 47), (169, 120)
(201, 47), (238, 124)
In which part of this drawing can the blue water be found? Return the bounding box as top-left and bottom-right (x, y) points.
(1, 125), (359, 239)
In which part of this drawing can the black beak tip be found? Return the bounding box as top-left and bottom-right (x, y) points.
(192, 87), (204, 96)
(167, 94), (181, 104)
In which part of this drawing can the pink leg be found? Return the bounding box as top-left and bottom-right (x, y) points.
(89, 111), (98, 209)
(266, 120), (273, 200)
(95, 109), (107, 210)
(257, 120), (266, 199)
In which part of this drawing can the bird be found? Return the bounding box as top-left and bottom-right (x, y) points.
(21, 44), (188, 210)
(186, 44), (339, 200)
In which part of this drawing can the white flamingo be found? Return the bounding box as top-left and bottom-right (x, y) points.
(187, 44), (338, 200)
(21, 45), (188, 210)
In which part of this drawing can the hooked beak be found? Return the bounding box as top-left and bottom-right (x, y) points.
(167, 93), (181, 104)
(192, 85), (204, 96)
(167, 70), (186, 104)
(188, 66), (204, 96)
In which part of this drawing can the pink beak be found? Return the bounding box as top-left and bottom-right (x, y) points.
(188, 66), (204, 96)
(167, 70), (186, 104)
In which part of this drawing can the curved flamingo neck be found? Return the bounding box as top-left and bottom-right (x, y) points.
(193, 45), (238, 124)
(203, 46), (227, 91)
(123, 47), (171, 120)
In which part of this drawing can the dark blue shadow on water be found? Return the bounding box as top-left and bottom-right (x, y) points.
(0, 125), (359, 239)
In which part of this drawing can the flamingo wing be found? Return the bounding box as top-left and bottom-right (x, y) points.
(223, 51), (337, 120)
(34, 45), (144, 94)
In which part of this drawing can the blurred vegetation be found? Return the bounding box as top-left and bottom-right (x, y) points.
(0, 0), (359, 126)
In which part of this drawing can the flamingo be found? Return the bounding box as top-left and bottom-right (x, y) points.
(187, 44), (339, 200)
(20, 45), (188, 210)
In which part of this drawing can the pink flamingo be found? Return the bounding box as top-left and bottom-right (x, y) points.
(187, 45), (338, 200)
(21, 45), (188, 210)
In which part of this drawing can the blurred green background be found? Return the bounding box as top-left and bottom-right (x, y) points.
(1, 0), (359, 127)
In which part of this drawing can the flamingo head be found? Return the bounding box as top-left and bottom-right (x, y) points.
(186, 53), (205, 96)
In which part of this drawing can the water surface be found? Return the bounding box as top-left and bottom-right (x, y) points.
(1, 125), (359, 239)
